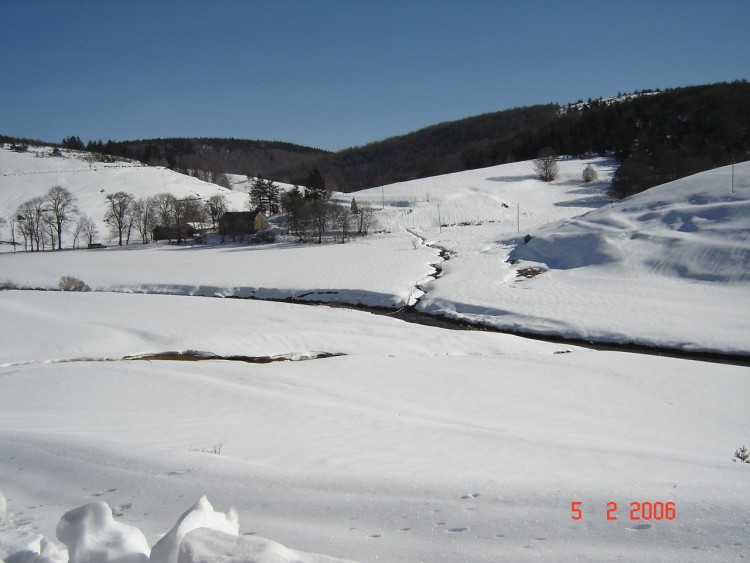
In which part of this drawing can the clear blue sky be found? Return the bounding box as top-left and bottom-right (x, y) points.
(2, 0), (748, 152)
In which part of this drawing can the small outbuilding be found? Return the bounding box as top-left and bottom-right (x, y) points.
(152, 223), (197, 242)
(218, 211), (269, 240)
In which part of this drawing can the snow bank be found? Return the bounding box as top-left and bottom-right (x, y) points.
(56, 502), (149, 563)
(417, 162), (750, 353)
(178, 528), (353, 563)
(510, 161), (750, 283)
(149, 496), (238, 563)
(1, 492), (353, 563)
(0, 531), (66, 562)
(0, 491), (65, 563)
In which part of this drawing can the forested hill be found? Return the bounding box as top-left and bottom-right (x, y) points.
(90, 138), (330, 187)
(292, 104), (562, 190)
(4, 81), (748, 198)
(296, 81), (749, 195)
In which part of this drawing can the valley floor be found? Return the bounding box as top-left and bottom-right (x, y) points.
(1, 292), (749, 562)
(1, 157), (748, 561)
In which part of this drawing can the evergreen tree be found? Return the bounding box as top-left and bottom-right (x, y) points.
(61, 136), (85, 150)
(305, 168), (326, 199)
(249, 176), (280, 214)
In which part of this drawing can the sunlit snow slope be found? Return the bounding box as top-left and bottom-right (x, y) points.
(0, 145), (248, 242)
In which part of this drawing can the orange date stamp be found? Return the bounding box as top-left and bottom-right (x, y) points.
(571, 501), (676, 521)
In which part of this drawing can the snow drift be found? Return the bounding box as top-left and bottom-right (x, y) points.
(510, 161), (750, 283)
(0, 492), (351, 563)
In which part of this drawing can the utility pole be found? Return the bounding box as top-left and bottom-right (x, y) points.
(517, 203), (520, 232)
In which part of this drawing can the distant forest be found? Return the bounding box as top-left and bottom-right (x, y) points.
(4, 80), (749, 199)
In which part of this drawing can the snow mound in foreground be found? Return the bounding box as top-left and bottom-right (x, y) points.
(149, 496), (239, 563)
(179, 528), (354, 563)
(0, 530), (66, 562)
(56, 502), (150, 563)
(510, 161), (750, 282)
(0, 491), (351, 563)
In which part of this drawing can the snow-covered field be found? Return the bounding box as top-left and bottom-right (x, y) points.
(1, 292), (748, 562)
(1, 146), (749, 561)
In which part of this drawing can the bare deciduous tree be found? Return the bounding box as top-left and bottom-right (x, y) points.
(16, 196), (47, 251)
(104, 192), (134, 246)
(45, 186), (78, 250)
(206, 194), (228, 230)
(332, 204), (353, 243)
(151, 193), (176, 231)
(533, 147), (559, 182)
(356, 203), (377, 235)
(74, 213), (98, 247)
(309, 199), (334, 244)
(173, 197), (204, 243)
(131, 197), (155, 244)
(582, 163), (598, 183)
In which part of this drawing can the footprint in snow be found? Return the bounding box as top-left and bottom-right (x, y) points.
(461, 493), (480, 499)
(448, 527), (468, 533)
(631, 524), (652, 531)
(113, 503), (132, 518)
(93, 487), (119, 497)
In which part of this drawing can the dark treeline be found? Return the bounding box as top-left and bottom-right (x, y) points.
(517, 81), (750, 197)
(85, 138), (329, 184)
(3, 81), (748, 199)
(295, 104), (562, 190)
(298, 81), (749, 196)
(270, 80), (750, 197)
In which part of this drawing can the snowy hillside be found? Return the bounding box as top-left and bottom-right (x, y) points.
(510, 162), (750, 281)
(338, 156), (617, 233)
(0, 145), (248, 245)
(417, 162), (750, 353)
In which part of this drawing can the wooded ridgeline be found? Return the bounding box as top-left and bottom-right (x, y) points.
(4, 81), (749, 199)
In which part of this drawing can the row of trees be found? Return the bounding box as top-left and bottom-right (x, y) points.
(13, 186), (85, 251)
(8, 186), (233, 251)
(103, 191), (229, 245)
(280, 188), (376, 243)
(276, 168), (376, 243)
(6, 167), (377, 250)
